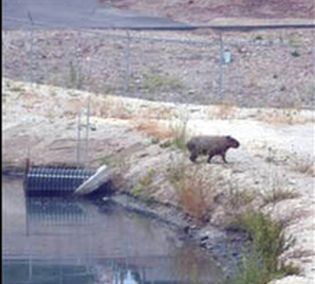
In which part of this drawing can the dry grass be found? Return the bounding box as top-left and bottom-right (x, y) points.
(216, 101), (236, 119)
(262, 187), (300, 205)
(169, 162), (214, 222)
(227, 186), (256, 209)
(169, 117), (189, 150)
(133, 115), (189, 150)
(257, 109), (314, 125)
(133, 119), (174, 140)
(178, 181), (209, 222)
(291, 158), (314, 176)
(102, 97), (133, 119)
(261, 170), (300, 206)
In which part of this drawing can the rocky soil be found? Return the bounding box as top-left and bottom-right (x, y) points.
(2, 78), (315, 283)
(2, 28), (314, 109)
(100, 0), (315, 23)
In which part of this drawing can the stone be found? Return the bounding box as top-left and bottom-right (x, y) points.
(269, 276), (311, 284)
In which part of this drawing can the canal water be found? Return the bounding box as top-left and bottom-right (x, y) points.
(2, 176), (225, 284)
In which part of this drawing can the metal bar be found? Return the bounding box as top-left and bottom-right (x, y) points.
(27, 12), (34, 84)
(84, 97), (91, 168)
(76, 111), (82, 168)
(24, 167), (95, 195)
(124, 30), (131, 96)
(313, 32), (315, 76)
(218, 31), (224, 98)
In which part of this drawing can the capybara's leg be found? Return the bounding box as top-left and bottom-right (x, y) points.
(207, 154), (214, 163)
(190, 152), (198, 162)
(221, 151), (227, 163)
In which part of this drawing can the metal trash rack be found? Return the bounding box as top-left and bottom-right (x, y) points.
(24, 167), (95, 197)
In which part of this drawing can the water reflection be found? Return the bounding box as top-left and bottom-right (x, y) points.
(3, 259), (144, 284)
(2, 177), (224, 284)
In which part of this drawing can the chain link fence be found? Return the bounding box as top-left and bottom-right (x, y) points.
(2, 21), (315, 109)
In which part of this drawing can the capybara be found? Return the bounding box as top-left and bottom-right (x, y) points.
(186, 135), (240, 163)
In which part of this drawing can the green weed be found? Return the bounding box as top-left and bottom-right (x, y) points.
(229, 210), (298, 284)
(141, 71), (184, 93)
(131, 169), (155, 198)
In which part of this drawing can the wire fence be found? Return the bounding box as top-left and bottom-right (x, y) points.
(2, 19), (315, 109)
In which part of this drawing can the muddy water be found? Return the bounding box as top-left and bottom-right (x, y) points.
(2, 176), (225, 284)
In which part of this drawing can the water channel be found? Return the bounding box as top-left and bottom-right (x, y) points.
(2, 176), (226, 284)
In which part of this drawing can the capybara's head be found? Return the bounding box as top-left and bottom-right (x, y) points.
(226, 136), (240, 148)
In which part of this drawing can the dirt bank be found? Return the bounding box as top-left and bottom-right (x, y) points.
(2, 78), (315, 283)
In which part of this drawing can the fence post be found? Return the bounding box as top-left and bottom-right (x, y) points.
(84, 97), (91, 168)
(124, 30), (131, 96)
(218, 31), (224, 99)
(76, 111), (82, 168)
(27, 11), (34, 84)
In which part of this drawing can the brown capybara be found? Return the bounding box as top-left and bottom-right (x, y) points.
(186, 135), (240, 163)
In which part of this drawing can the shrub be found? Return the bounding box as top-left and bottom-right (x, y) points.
(133, 119), (173, 140)
(291, 157), (314, 176)
(226, 183), (256, 208)
(290, 50), (300, 57)
(255, 35), (263, 41)
(169, 113), (189, 150)
(68, 60), (85, 89)
(236, 210), (295, 272)
(169, 163), (213, 222)
(229, 210), (298, 284)
(231, 250), (270, 284)
(141, 71), (184, 92)
(262, 187), (299, 205)
(134, 114), (189, 150)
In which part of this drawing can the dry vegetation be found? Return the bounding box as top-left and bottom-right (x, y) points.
(131, 168), (156, 199)
(291, 158), (315, 176)
(262, 188), (300, 205)
(215, 101), (236, 120)
(257, 109), (312, 125)
(132, 119), (174, 140)
(168, 163), (213, 222)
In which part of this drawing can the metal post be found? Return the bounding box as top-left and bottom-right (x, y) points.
(27, 12), (34, 84)
(218, 31), (224, 99)
(76, 111), (82, 168)
(312, 34), (315, 110)
(28, 257), (33, 281)
(124, 30), (131, 96)
(313, 32), (315, 81)
(84, 97), (91, 168)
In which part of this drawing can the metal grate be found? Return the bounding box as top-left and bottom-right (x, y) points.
(24, 167), (95, 197)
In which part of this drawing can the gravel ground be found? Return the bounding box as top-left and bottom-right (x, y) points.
(104, 0), (315, 23)
(2, 28), (314, 109)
